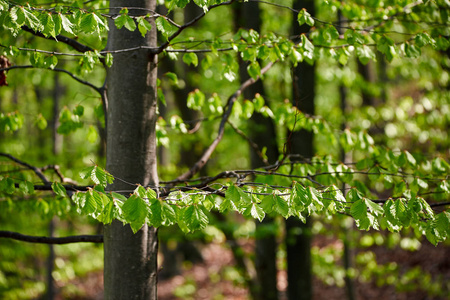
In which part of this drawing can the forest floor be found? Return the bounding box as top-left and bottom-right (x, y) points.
(60, 233), (449, 300)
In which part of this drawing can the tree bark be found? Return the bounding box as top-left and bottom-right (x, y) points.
(103, 1), (159, 299)
(286, 1), (315, 300)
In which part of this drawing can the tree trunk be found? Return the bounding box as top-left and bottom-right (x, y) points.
(234, 2), (279, 299)
(103, 1), (159, 299)
(286, 1), (315, 300)
(338, 11), (357, 300)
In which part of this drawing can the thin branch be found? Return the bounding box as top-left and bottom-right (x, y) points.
(430, 202), (450, 208)
(40, 165), (79, 185)
(21, 25), (97, 54)
(30, 184), (91, 192)
(156, 0), (236, 54)
(0, 153), (49, 184)
(0, 231), (103, 244)
(0, 44), (84, 57)
(1, 65), (102, 95)
(175, 61), (275, 182)
(227, 120), (269, 166)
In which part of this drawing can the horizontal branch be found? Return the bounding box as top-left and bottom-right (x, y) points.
(0, 231), (103, 244)
(21, 25), (96, 54)
(1, 65), (102, 95)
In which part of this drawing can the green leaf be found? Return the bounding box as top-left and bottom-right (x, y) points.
(242, 100), (254, 119)
(80, 166), (95, 180)
(184, 205), (209, 231)
(92, 167), (107, 186)
(59, 13), (74, 34)
(35, 114), (48, 130)
(0, 177), (15, 194)
(368, 165), (381, 181)
(183, 52), (198, 67)
(87, 125), (98, 143)
(404, 42), (421, 58)
(21, 7), (42, 31)
(350, 199), (367, 220)
(134, 185), (147, 198)
(80, 13), (98, 33)
(404, 150), (416, 167)
(274, 194), (289, 218)
(364, 198), (383, 216)
(44, 55), (58, 70)
(40, 13), (56, 38)
(187, 89), (205, 110)
(224, 185), (241, 211)
(73, 105), (84, 116)
(105, 53), (113, 68)
(356, 45), (376, 64)
(292, 182), (309, 208)
(0, 0), (9, 11)
(19, 180), (34, 195)
(247, 61), (261, 80)
(149, 199), (164, 227)
(393, 180), (406, 197)
(432, 157), (449, 173)
(245, 202), (265, 222)
(98, 200), (114, 224)
(435, 212), (450, 239)
(165, 72), (178, 85)
(111, 192), (127, 202)
(156, 17), (177, 40)
(345, 29), (365, 45)
(356, 158), (373, 170)
(115, 13), (136, 31)
(137, 17), (152, 36)
(161, 202), (176, 225)
(261, 194), (275, 213)
(52, 182), (67, 198)
(122, 195), (149, 233)
(418, 197), (434, 219)
(297, 9), (314, 26)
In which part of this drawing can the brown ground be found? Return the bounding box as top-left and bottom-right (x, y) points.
(60, 234), (450, 300)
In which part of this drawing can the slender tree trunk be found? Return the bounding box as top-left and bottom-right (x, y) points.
(46, 72), (63, 300)
(338, 11), (357, 300)
(234, 2), (279, 299)
(286, 1), (315, 300)
(103, 1), (159, 299)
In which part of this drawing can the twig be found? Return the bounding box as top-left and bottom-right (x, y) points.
(227, 120), (269, 166)
(0, 231), (103, 244)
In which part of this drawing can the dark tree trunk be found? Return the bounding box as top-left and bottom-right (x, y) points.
(103, 1), (159, 299)
(234, 2), (279, 300)
(286, 1), (315, 300)
(338, 11), (357, 300)
(357, 60), (376, 107)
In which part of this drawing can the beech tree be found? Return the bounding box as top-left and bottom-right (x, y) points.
(0, 0), (449, 299)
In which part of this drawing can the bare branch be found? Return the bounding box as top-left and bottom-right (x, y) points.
(21, 25), (96, 54)
(40, 165), (79, 185)
(0, 65), (102, 95)
(0, 231), (103, 244)
(175, 61), (275, 182)
(0, 152), (49, 184)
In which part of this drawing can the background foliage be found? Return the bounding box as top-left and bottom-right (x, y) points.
(0, 0), (449, 298)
